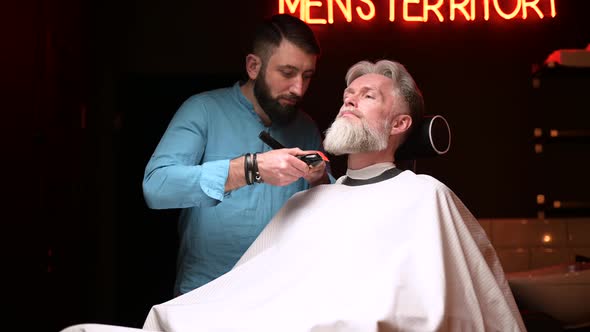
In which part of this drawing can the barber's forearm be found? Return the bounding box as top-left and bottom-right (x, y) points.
(225, 156), (248, 192)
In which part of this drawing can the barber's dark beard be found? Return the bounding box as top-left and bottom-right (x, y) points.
(254, 75), (300, 126)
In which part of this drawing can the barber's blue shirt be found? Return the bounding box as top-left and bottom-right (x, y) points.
(143, 82), (330, 294)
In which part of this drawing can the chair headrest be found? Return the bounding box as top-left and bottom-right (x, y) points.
(395, 115), (451, 160)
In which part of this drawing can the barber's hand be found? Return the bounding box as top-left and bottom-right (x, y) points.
(298, 150), (328, 186)
(256, 148), (311, 186)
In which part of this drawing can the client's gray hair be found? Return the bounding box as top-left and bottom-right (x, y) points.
(345, 60), (424, 134)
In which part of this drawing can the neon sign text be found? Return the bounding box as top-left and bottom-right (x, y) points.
(278, 0), (557, 24)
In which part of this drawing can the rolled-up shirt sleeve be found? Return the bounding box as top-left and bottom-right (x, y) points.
(143, 96), (229, 209)
(199, 159), (230, 201)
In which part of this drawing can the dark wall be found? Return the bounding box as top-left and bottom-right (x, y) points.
(6, 0), (589, 331)
(105, 0), (590, 219)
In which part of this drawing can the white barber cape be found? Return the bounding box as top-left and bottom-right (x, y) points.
(62, 168), (526, 332)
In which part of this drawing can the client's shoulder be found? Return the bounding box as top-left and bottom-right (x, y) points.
(401, 170), (453, 194)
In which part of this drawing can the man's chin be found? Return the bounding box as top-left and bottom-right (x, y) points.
(279, 100), (297, 107)
(339, 113), (359, 120)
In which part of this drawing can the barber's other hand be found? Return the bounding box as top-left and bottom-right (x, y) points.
(298, 150), (328, 186)
(256, 148), (312, 186)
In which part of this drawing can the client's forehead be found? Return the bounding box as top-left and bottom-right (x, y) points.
(347, 73), (394, 96)
(350, 73), (392, 87)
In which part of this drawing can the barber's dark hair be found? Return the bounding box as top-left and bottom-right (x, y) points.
(345, 60), (425, 136)
(252, 14), (321, 62)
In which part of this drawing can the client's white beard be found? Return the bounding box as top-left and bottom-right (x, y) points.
(324, 116), (390, 156)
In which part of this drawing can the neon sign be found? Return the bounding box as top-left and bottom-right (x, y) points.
(278, 0), (557, 24)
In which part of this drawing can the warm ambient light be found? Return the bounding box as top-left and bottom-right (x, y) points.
(542, 233), (552, 243)
(278, 0), (557, 24)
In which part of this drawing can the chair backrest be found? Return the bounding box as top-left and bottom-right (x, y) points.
(395, 115), (451, 161)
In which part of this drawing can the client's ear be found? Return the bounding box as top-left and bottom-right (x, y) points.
(390, 114), (412, 135)
(246, 54), (262, 80)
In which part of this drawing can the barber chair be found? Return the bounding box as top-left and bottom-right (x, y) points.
(395, 115), (451, 171)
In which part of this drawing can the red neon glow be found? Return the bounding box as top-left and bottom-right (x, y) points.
(424, 0), (445, 22)
(450, 0), (473, 21)
(278, 0), (557, 24)
(357, 0), (376, 20)
(492, 0), (521, 20)
(404, 0), (422, 21)
(329, 0), (353, 23)
(522, 0), (543, 19)
(306, 0), (327, 24)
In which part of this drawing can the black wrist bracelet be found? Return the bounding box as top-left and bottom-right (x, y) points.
(244, 153), (253, 185)
(248, 153), (254, 185)
(253, 153), (262, 183)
